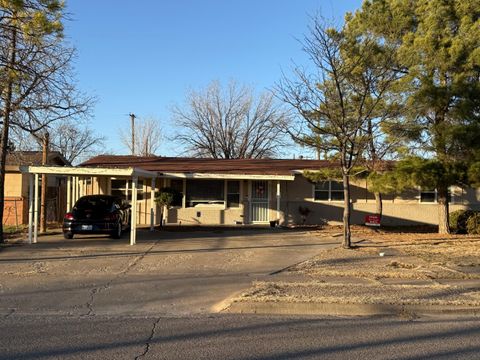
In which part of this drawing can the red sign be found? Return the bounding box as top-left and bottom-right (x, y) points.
(365, 215), (381, 227)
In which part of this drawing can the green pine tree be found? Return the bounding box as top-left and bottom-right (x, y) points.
(347, 0), (480, 233)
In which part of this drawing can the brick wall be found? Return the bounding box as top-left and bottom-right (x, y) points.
(3, 197), (28, 226)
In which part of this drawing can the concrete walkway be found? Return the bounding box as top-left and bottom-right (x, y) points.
(0, 228), (338, 316)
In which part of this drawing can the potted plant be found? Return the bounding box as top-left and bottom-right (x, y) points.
(298, 206), (311, 225)
(155, 187), (182, 227)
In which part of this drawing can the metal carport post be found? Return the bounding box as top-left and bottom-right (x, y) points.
(20, 165), (157, 246)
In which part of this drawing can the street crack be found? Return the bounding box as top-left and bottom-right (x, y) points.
(135, 317), (161, 360)
(83, 239), (160, 317)
(3, 309), (15, 319)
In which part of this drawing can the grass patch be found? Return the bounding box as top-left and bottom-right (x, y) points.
(3, 224), (27, 234)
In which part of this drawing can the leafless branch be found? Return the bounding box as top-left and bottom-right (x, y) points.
(172, 80), (290, 159)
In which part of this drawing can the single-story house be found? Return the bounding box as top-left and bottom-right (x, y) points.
(3, 151), (70, 226)
(75, 155), (480, 227)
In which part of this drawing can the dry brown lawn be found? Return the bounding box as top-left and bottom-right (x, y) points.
(234, 226), (480, 307)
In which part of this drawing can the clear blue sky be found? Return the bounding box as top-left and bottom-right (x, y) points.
(64, 0), (363, 157)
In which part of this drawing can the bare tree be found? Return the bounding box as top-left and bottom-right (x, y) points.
(49, 121), (105, 164)
(276, 17), (398, 248)
(119, 116), (162, 156)
(9, 119), (104, 165)
(172, 80), (290, 159)
(0, 1), (92, 242)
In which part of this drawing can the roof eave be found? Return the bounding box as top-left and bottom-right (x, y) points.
(160, 172), (295, 180)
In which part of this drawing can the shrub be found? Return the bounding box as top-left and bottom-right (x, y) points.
(449, 210), (476, 234)
(298, 206), (311, 225)
(466, 213), (480, 235)
(155, 187), (182, 208)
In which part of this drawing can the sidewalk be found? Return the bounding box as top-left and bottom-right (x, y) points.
(222, 229), (480, 317)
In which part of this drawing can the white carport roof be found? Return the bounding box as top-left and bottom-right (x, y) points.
(20, 165), (159, 246)
(20, 165), (157, 178)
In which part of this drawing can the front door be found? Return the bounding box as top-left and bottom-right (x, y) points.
(251, 180), (269, 223)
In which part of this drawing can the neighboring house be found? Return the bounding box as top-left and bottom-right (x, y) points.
(4, 151), (70, 226)
(79, 155), (480, 227)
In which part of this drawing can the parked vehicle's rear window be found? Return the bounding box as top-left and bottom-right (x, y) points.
(75, 197), (114, 211)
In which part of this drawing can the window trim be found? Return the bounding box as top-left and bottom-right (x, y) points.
(313, 180), (344, 202)
(418, 187), (457, 204)
(185, 179), (226, 209)
(168, 179), (185, 208)
(419, 189), (437, 203)
(226, 180), (241, 209)
(110, 178), (145, 201)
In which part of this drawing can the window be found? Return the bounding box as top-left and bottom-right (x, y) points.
(169, 179), (184, 207)
(227, 181), (240, 208)
(420, 189), (436, 203)
(186, 179), (224, 207)
(419, 189), (453, 203)
(314, 181), (344, 201)
(111, 179), (144, 201)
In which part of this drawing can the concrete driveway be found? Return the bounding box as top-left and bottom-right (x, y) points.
(0, 228), (338, 316)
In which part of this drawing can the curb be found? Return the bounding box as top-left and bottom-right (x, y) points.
(224, 300), (480, 317)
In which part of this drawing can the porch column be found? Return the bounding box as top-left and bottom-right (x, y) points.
(79, 177), (84, 198)
(33, 173), (39, 243)
(71, 177), (75, 204)
(79, 177), (83, 197)
(130, 176), (138, 245)
(125, 179), (129, 202)
(28, 174), (34, 244)
(66, 176), (72, 210)
(163, 178), (167, 225)
(182, 179), (186, 208)
(75, 176), (80, 201)
(276, 180), (281, 223)
(72, 176), (77, 204)
(150, 178), (155, 231)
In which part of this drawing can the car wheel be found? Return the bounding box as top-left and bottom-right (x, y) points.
(64, 232), (74, 239)
(111, 222), (122, 239)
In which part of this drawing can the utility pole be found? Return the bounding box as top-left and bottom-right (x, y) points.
(129, 113), (136, 155)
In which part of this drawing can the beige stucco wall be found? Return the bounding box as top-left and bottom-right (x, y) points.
(5, 173), (24, 197)
(280, 175), (480, 226)
(165, 179), (246, 225)
(86, 174), (480, 227)
(166, 207), (244, 225)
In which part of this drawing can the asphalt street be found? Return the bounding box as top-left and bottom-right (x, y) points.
(1, 229), (479, 359)
(1, 314), (480, 359)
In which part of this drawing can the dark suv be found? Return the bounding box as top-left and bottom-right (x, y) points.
(63, 195), (131, 239)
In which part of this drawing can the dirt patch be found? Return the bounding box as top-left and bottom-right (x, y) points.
(231, 228), (480, 309)
(289, 246), (474, 280)
(239, 281), (480, 306)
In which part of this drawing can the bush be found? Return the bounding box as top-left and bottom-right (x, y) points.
(466, 213), (480, 235)
(155, 187), (182, 208)
(449, 210), (476, 234)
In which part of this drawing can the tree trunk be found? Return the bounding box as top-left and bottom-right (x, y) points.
(342, 173), (351, 248)
(374, 192), (383, 217)
(0, 119), (11, 244)
(0, 26), (17, 243)
(437, 186), (450, 234)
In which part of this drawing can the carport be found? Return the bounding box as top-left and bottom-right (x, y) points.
(20, 165), (158, 245)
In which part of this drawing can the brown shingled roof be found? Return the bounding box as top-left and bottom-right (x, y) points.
(81, 155), (335, 175)
(6, 151), (70, 166)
